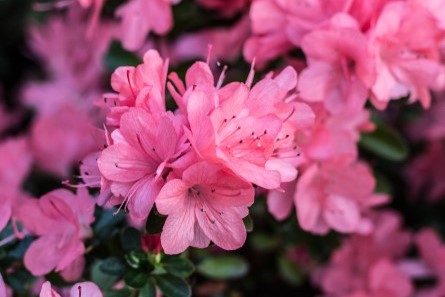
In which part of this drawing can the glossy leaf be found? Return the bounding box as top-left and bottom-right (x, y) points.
(197, 256), (249, 280)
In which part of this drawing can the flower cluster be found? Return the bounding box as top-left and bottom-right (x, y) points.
(1, 0), (445, 295)
(93, 50), (314, 254)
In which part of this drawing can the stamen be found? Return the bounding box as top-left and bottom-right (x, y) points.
(78, 286), (82, 297)
(126, 70), (137, 99)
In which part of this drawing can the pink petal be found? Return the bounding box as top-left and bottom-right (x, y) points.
(39, 282), (61, 297)
(70, 282), (102, 297)
(323, 194), (360, 233)
(160, 204), (195, 255)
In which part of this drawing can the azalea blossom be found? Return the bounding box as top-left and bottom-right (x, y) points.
(17, 188), (95, 281)
(97, 108), (191, 220)
(294, 156), (388, 234)
(116, 0), (180, 51)
(370, 1), (445, 109)
(298, 13), (375, 114)
(313, 211), (412, 296)
(0, 137), (32, 231)
(156, 162), (254, 254)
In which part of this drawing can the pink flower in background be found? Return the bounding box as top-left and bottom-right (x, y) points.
(156, 162), (254, 254)
(17, 188), (95, 281)
(0, 137), (32, 231)
(40, 281), (102, 297)
(169, 16), (251, 64)
(30, 106), (98, 177)
(243, 0), (294, 67)
(314, 211), (411, 296)
(370, 1), (445, 109)
(97, 108), (190, 220)
(298, 13), (375, 114)
(116, 0), (180, 51)
(23, 7), (115, 115)
(296, 102), (374, 162)
(295, 156), (388, 234)
(244, 0), (352, 66)
(344, 259), (413, 297)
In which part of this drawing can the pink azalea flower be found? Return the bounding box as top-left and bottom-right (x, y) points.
(295, 156), (388, 234)
(40, 281), (102, 297)
(156, 162), (254, 254)
(0, 137), (32, 231)
(343, 259), (413, 297)
(30, 106), (98, 177)
(116, 0), (180, 51)
(17, 188), (95, 281)
(243, 0), (294, 67)
(168, 16), (251, 64)
(296, 102), (374, 162)
(314, 211), (411, 296)
(97, 108), (191, 220)
(23, 7), (115, 116)
(105, 49), (169, 126)
(267, 180), (296, 221)
(244, 0), (352, 66)
(298, 13), (376, 114)
(370, 1), (445, 109)
(178, 62), (309, 189)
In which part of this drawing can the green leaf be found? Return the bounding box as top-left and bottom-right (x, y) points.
(250, 233), (278, 252)
(139, 279), (157, 297)
(99, 257), (126, 276)
(104, 41), (140, 73)
(155, 274), (191, 297)
(125, 251), (154, 272)
(93, 208), (126, 240)
(359, 121), (409, 162)
(146, 207), (167, 234)
(162, 256), (195, 278)
(92, 261), (120, 290)
(105, 289), (132, 297)
(243, 215), (254, 232)
(277, 256), (304, 286)
(197, 256), (249, 280)
(124, 270), (149, 289)
(120, 227), (142, 253)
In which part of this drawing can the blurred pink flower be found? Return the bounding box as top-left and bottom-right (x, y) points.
(17, 188), (95, 281)
(295, 156), (388, 234)
(156, 162), (254, 254)
(116, 0), (180, 51)
(298, 13), (375, 114)
(0, 137), (32, 231)
(169, 16), (251, 64)
(370, 1), (445, 109)
(244, 0), (352, 67)
(30, 106), (98, 177)
(314, 211), (411, 296)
